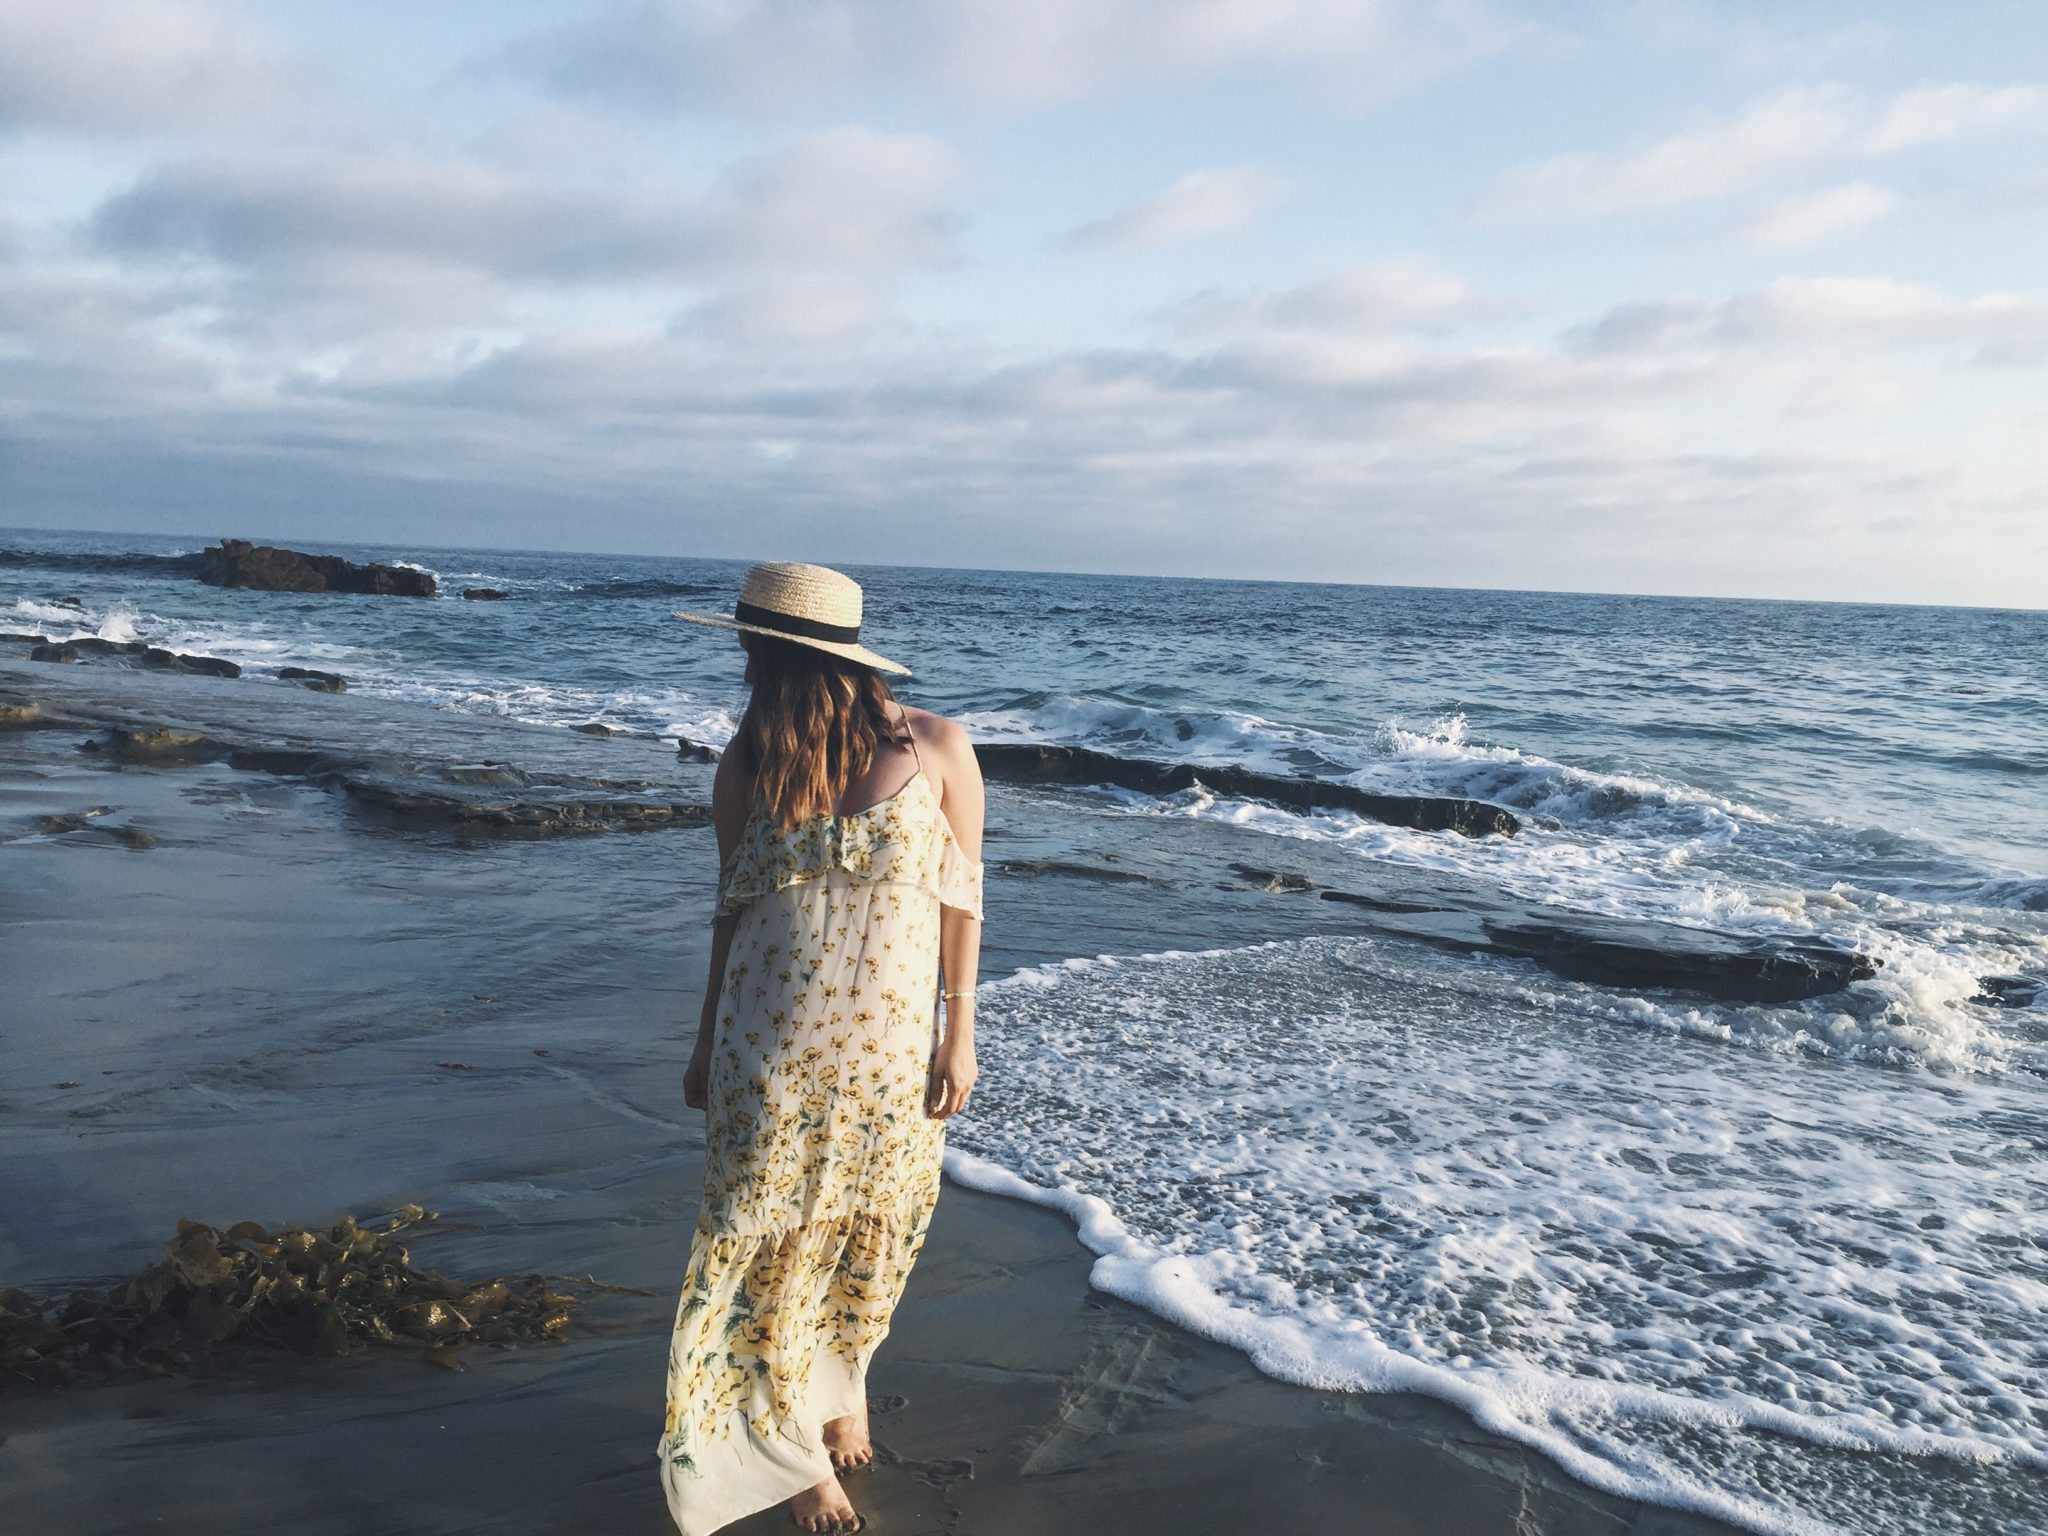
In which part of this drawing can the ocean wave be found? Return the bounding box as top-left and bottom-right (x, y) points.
(949, 939), (2048, 1536)
(563, 577), (729, 600)
(1971, 876), (2048, 912)
(0, 546), (205, 578)
(960, 696), (1764, 838)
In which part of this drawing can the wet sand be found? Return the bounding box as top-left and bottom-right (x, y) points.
(0, 659), (1743, 1535)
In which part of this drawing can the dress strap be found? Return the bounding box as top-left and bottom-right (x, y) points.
(902, 706), (925, 779)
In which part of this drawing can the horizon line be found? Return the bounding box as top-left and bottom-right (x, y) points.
(2, 521), (2042, 619)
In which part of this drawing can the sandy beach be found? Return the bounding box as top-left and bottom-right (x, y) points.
(0, 654), (1750, 1536)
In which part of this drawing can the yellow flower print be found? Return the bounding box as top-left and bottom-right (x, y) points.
(663, 771), (979, 1517)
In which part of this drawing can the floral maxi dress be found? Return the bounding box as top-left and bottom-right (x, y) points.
(658, 769), (983, 1536)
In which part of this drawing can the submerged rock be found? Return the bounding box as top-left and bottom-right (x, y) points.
(1973, 975), (2042, 1009)
(1477, 917), (1876, 1005)
(1238, 862), (1879, 1005)
(278, 666), (348, 693)
(571, 721), (623, 737)
(975, 742), (1520, 837)
(198, 539), (437, 598)
(439, 762), (531, 787)
(675, 735), (720, 763)
(51, 715), (713, 842)
(11, 632), (242, 678)
(138, 646), (240, 678)
(1228, 863), (1322, 894)
(462, 588), (509, 601)
(998, 857), (1164, 885)
(0, 699), (42, 729)
(338, 775), (710, 836)
(108, 727), (226, 763)
(34, 808), (156, 850)
(0, 1207), (596, 1388)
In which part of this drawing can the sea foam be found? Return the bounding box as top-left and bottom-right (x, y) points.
(949, 938), (2048, 1536)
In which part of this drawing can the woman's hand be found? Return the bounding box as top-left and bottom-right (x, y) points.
(683, 1037), (711, 1111)
(927, 1034), (977, 1120)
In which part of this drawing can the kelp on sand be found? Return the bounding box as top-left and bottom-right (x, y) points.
(1, 1205), (632, 1387)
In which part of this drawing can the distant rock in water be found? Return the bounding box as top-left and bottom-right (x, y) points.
(974, 741), (1520, 838)
(6, 631), (243, 679)
(198, 538), (437, 598)
(138, 646), (240, 678)
(1474, 916), (1875, 1006)
(571, 721), (623, 737)
(1238, 861), (1878, 1005)
(463, 587), (509, 601)
(278, 666), (348, 693)
(676, 735), (720, 763)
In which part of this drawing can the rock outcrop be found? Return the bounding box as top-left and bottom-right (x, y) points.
(138, 647), (240, 678)
(278, 666), (348, 693)
(18, 633), (241, 677)
(1473, 916), (1875, 1006)
(975, 742), (1519, 838)
(102, 727), (225, 763)
(59, 722), (710, 840)
(1230, 861), (1877, 1005)
(462, 588), (509, 601)
(198, 539), (437, 598)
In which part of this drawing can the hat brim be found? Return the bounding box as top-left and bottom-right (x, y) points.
(673, 611), (911, 676)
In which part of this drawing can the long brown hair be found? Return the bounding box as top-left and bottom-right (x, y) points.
(737, 633), (910, 828)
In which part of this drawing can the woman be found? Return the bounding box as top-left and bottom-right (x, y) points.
(659, 562), (985, 1536)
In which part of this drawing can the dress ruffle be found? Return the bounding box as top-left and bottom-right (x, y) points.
(715, 772), (983, 921)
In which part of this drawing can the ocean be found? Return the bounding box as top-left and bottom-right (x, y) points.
(5, 526), (2045, 1536)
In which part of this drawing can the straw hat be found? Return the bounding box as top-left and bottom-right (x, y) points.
(674, 561), (909, 676)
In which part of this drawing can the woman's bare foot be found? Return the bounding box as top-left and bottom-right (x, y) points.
(822, 1403), (873, 1471)
(788, 1476), (860, 1533)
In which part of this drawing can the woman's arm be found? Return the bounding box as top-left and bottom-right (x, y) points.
(927, 715), (985, 1121)
(683, 744), (751, 1111)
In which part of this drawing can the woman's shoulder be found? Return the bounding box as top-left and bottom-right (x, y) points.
(901, 706), (976, 769)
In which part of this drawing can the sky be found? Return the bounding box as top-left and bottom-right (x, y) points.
(2, 1), (2045, 606)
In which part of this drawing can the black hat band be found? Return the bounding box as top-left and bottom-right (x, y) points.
(734, 599), (862, 645)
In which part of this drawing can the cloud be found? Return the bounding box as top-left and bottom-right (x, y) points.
(8, 246), (2044, 600)
(1069, 167), (1283, 248)
(0, 0), (293, 136)
(1181, 259), (1501, 334)
(90, 127), (960, 285)
(682, 280), (890, 345)
(1477, 81), (2044, 223)
(1569, 276), (2048, 362)
(696, 126), (961, 271)
(1740, 181), (1897, 249)
(511, 0), (1527, 113)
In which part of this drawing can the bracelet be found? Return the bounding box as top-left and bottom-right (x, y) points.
(942, 988), (976, 1000)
